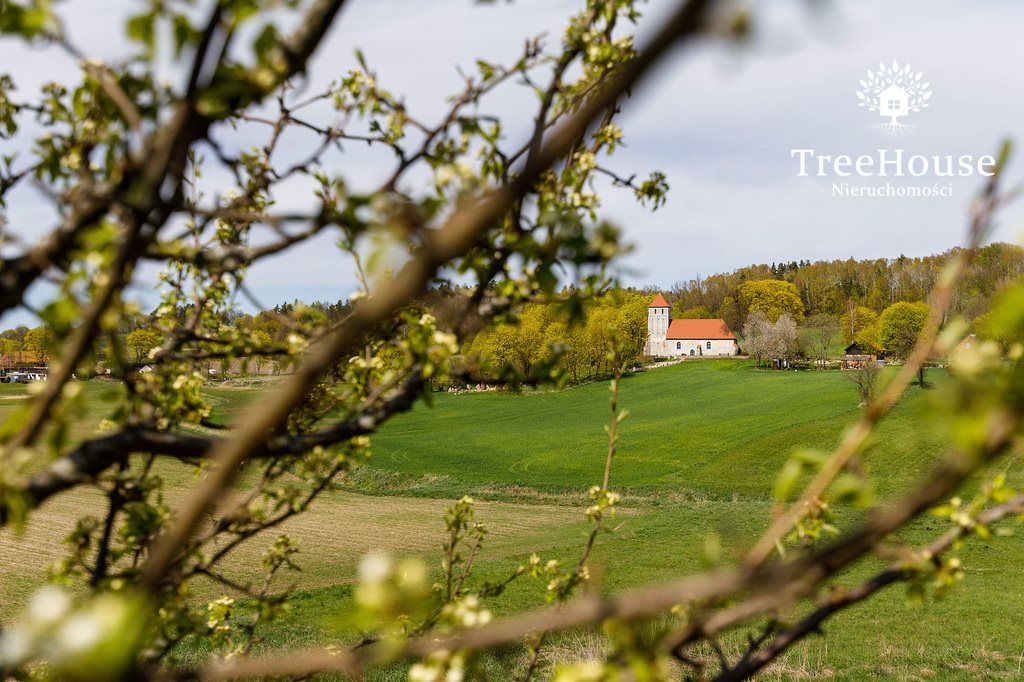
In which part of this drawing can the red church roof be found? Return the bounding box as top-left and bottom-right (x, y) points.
(666, 318), (735, 340)
(648, 294), (670, 308)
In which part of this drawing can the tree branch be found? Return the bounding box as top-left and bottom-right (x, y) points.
(745, 144), (1012, 567)
(193, 404), (1021, 680)
(3, 370), (424, 523)
(713, 493), (1024, 681)
(140, 0), (719, 592)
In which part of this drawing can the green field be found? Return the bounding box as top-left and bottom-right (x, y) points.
(2, 361), (1022, 680)
(362, 359), (954, 502)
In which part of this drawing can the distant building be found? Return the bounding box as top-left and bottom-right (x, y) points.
(8, 367), (48, 383)
(842, 342), (878, 369)
(645, 294), (738, 357)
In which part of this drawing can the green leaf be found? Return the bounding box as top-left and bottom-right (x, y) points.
(172, 14), (195, 58)
(774, 459), (803, 502)
(126, 12), (156, 55)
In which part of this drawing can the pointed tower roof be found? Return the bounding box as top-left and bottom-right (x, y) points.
(648, 294), (670, 308)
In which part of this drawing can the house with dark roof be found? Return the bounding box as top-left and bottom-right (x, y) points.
(644, 295), (738, 357)
(841, 342), (878, 369)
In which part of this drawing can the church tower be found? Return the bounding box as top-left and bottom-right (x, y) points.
(646, 294), (670, 355)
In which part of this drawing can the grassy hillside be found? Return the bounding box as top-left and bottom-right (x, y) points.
(362, 360), (955, 502)
(3, 362), (1022, 679)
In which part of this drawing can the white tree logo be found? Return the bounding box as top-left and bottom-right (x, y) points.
(856, 61), (932, 136)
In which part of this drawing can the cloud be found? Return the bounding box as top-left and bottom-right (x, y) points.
(2, 0), (1023, 327)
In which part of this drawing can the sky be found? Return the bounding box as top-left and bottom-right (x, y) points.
(2, 0), (1024, 326)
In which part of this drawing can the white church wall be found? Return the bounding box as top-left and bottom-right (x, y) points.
(657, 339), (737, 357)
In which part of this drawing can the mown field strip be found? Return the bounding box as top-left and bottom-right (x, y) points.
(0, 481), (587, 605)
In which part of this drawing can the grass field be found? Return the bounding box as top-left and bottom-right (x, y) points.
(362, 359), (956, 502)
(2, 361), (1022, 680)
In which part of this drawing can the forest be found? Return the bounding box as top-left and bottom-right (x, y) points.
(4, 242), (1019, 383)
(666, 242), (1024, 329)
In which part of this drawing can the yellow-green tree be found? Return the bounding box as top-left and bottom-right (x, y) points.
(614, 292), (650, 360)
(517, 304), (552, 376)
(126, 328), (162, 364)
(541, 319), (576, 379)
(739, 280), (805, 323)
(470, 324), (520, 377)
(249, 329), (273, 375)
(0, 338), (20, 367)
(879, 301), (931, 360)
(840, 305), (878, 344)
(674, 304), (711, 319)
(584, 305), (618, 375)
(854, 321), (883, 353)
(21, 326), (54, 363)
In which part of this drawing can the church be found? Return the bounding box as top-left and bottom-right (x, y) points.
(644, 294), (739, 357)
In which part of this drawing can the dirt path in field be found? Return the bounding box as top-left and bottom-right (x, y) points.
(0, 486), (585, 605)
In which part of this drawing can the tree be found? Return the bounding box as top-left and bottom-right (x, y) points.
(739, 279), (805, 323)
(0, 0), (683, 674)
(516, 304), (551, 377)
(768, 314), (800, 368)
(254, 313), (285, 343)
(672, 303), (711, 319)
(857, 61), (932, 129)
(547, 320), (587, 382)
(466, 294), (650, 384)
(21, 326), (54, 363)
(470, 324), (520, 377)
(802, 313), (839, 369)
(248, 329), (273, 375)
(0, 338), (21, 368)
(880, 301), (931, 386)
(583, 305), (618, 375)
(744, 312), (798, 369)
(840, 305), (878, 343)
(718, 295), (742, 332)
(615, 292), (652, 361)
(879, 301), (931, 360)
(0, 2), (1019, 681)
(854, 319), (883, 353)
(232, 313), (255, 331)
(126, 328), (162, 364)
(662, 244), (1024, 330)
(1, 325), (29, 345)
(847, 359), (881, 405)
(742, 310), (771, 368)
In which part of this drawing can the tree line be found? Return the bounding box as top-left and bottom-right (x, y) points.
(668, 242), (1024, 331)
(2, 244), (1015, 379)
